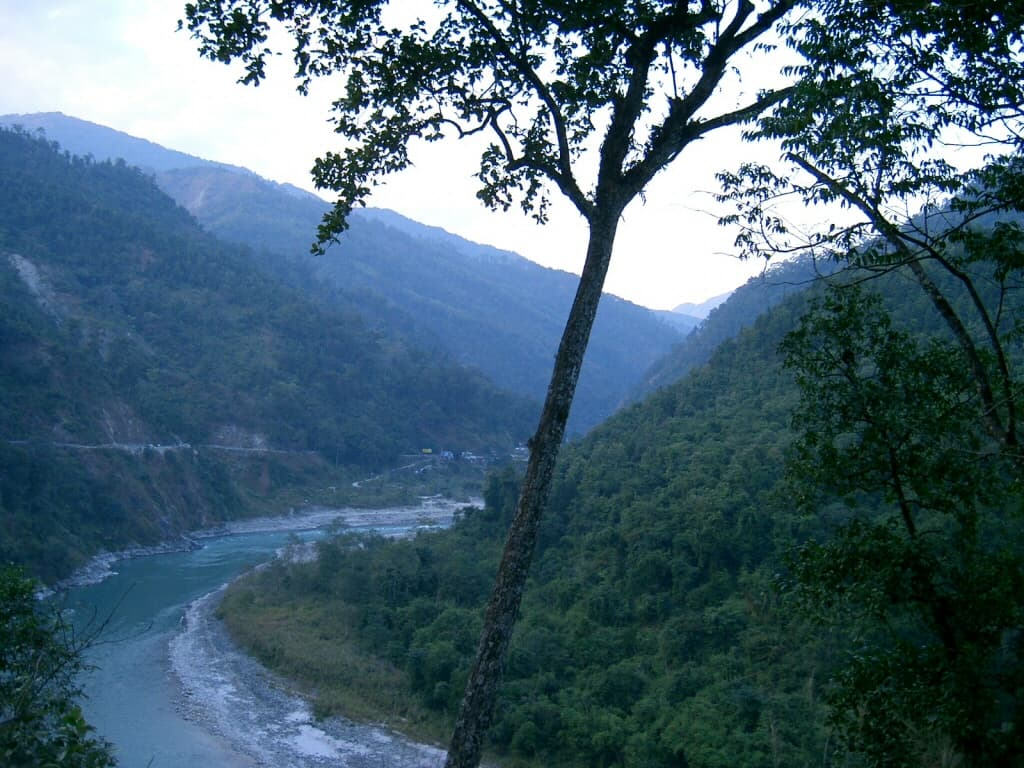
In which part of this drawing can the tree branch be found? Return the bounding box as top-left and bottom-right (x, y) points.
(691, 84), (796, 138)
(457, 0), (590, 217)
(620, 0), (797, 198)
(789, 152), (1012, 446)
(598, 1), (718, 189)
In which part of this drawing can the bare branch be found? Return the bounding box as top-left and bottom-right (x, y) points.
(789, 152), (1014, 446)
(456, 0), (590, 216)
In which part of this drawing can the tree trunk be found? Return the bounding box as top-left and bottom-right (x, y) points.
(443, 211), (621, 768)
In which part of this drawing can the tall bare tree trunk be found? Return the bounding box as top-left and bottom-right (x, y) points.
(444, 211), (620, 768)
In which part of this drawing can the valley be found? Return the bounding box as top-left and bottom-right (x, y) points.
(2, 91), (1022, 768)
(0, 123), (535, 582)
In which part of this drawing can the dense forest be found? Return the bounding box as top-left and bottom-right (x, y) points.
(219, 231), (1024, 766)
(0, 127), (534, 581)
(1, 112), (688, 435)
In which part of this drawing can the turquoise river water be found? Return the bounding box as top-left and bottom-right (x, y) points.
(63, 502), (464, 768)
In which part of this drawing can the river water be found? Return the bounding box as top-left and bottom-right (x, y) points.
(64, 503), (463, 768)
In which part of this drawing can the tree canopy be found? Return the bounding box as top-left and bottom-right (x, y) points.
(781, 283), (1024, 766)
(718, 2), (1024, 764)
(183, 0), (796, 241)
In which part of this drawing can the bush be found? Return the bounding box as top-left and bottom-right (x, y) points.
(0, 565), (115, 767)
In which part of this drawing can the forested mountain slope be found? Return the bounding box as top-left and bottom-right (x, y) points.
(218, 234), (1024, 767)
(220, 287), (828, 767)
(634, 255), (834, 397)
(1, 112), (686, 433)
(0, 127), (533, 581)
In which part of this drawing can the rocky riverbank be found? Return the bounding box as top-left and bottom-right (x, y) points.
(170, 585), (448, 767)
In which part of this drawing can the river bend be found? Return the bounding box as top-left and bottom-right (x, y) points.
(66, 502), (463, 767)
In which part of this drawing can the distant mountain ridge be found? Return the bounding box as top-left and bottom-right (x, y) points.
(356, 207), (525, 266)
(0, 112), (688, 433)
(2, 111), (247, 174)
(0, 126), (533, 581)
(673, 290), (733, 319)
(633, 256), (833, 398)
(652, 307), (701, 333)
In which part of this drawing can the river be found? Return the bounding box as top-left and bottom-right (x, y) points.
(64, 502), (465, 768)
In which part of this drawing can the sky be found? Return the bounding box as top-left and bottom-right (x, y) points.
(0, 0), (796, 310)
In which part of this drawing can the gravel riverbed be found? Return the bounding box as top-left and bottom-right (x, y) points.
(169, 586), (447, 767)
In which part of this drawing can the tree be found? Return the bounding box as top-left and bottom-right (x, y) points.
(718, 2), (1024, 764)
(781, 285), (1024, 766)
(0, 565), (115, 768)
(181, 2), (802, 765)
(719, 0), (1024, 454)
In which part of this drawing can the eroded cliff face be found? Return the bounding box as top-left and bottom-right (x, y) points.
(8, 252), (62, 317)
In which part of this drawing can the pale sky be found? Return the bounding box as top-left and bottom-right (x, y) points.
(0, 0), (797, 310)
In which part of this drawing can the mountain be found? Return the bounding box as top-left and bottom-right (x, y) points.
(0, 126), (534, 582)
(0, 112), (685, 434)
(651, 307), (701, 333)
(645, 290), (732, 336)
(672, 290), (733, 319)
(633, 255), (833, 397)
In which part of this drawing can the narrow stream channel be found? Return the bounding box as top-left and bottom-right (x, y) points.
(64, 503), (463, 767)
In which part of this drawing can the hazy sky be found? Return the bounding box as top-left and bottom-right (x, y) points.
(0, 0), (798, 310)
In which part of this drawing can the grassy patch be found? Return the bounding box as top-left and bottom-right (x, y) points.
(216, 570), (454, 747)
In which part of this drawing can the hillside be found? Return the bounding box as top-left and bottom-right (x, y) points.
(633, 255), (834, 398)
(0, 127), (534, 581)
(158, 162), (684, 432)
(217, 285), (828, 766)
(216, 214), (1024, 766)
(0, 112), (687, 434)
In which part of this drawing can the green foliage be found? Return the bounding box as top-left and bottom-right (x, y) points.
(717, 4), (1024, 763)
(0, 125), (534, 581)
(782, 286), (998, 519)
(0, 126), (531, 461)
(781, 284), (1024, 767)
(721, 1), (1024, 267)
(0, 565), (115, 767)
(6, 113), (686, 435)
(0, 439), (247, 584)
(219, 294), (846, 768)
(160, 166), (682, 435)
